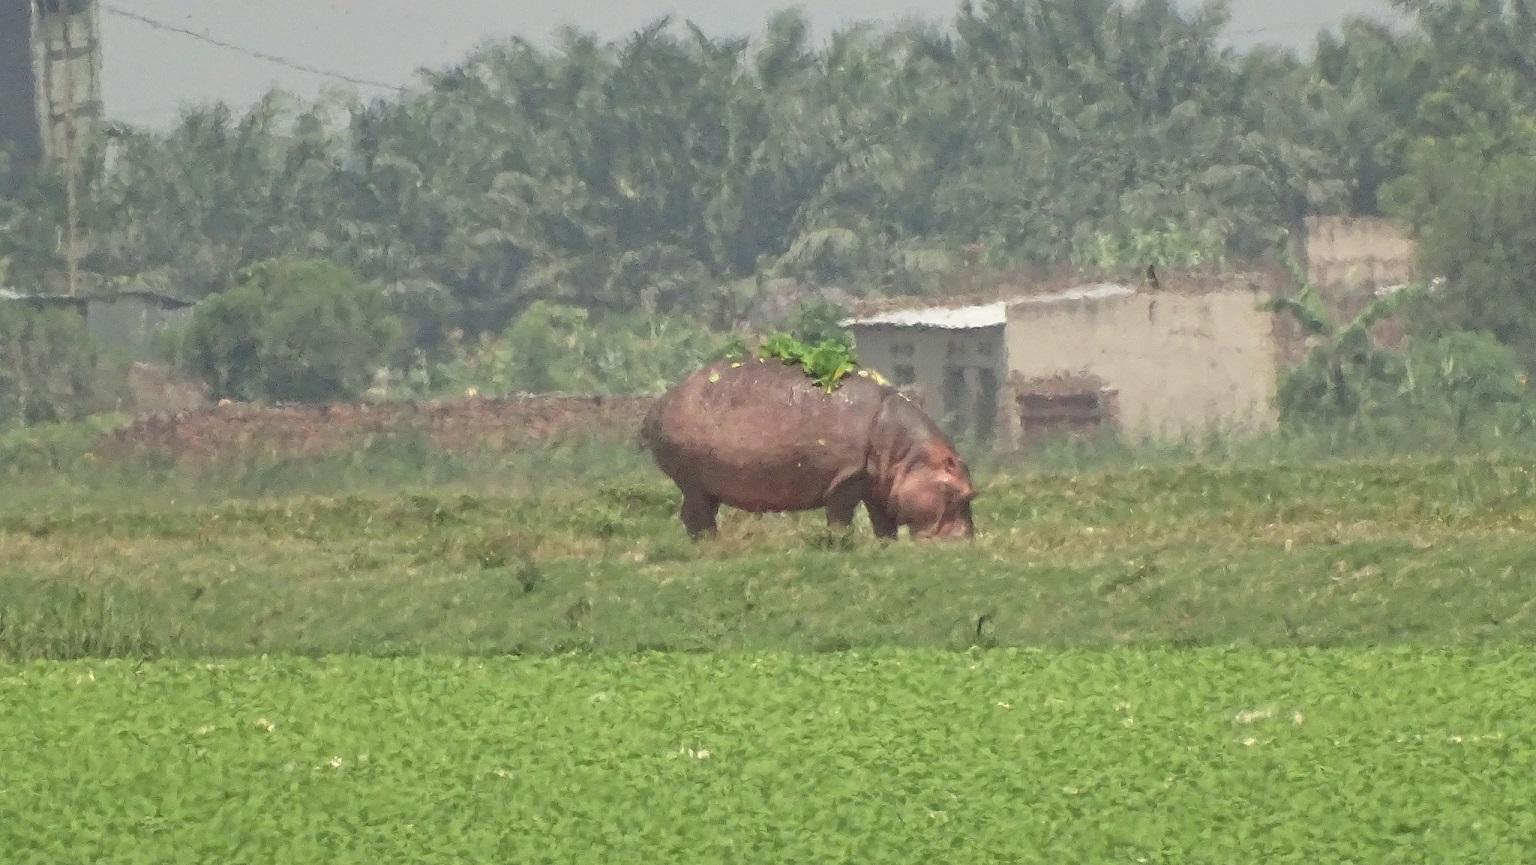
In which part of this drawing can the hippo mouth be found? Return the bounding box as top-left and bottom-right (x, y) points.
(913, 499), (975, 540)
(941, 499), (977, 538)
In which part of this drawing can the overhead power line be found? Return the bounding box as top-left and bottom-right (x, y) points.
(1228, 11), (1403, 38)
(1229, 20), (1342, 37)
(102, 4), (410, 94)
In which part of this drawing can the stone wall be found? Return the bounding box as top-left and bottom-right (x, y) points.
(98, 393), (657, 460)
(124, 362), (211, 415)
(1303, 215), (1418, 294)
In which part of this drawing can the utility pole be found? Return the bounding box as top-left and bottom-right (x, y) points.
(33, 1), (85, 297)
(56, 1), (83, 299)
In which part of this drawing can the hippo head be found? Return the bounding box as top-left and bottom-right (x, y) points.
(892, 447), (977, 540)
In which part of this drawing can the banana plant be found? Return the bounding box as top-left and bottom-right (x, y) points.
(1264, 237), (1425, 421)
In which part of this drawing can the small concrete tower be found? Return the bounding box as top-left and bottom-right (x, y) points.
(0, 0), (103, 167)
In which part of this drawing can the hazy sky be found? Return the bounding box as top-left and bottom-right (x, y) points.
(100, 0), (1406, 128)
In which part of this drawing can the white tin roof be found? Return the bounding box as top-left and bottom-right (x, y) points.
(843, 301), (1006, 330)
(842, 282), (1135, 330)
(1010, 282), (1135, 306)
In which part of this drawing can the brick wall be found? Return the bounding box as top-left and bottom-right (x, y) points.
(98, 394), (657, 460)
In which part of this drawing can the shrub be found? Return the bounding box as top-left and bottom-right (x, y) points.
(176, 259), (401, 403)
(0, 303), (117, 428)
(786, 300), (854, 351)
(1277, 329), (1531, 438)
(402, 301), (727, 398)
(1400, 330), (1531, 433)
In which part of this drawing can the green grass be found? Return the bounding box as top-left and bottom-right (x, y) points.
(0, 426), (656, 512)
(6, 409), (1534, 511)
(4, 649), (1535, 864)
(4, 452), (1536, 658)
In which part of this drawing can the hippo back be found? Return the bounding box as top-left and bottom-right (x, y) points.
(643, 359), (891, 512)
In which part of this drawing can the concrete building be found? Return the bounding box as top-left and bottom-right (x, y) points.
(841, 301), (1008, 443)
(0, 287), (195, 362)
(0, 0), (103, 166)
(82, 289), (196, 361)
(845, 279), (1286, 445)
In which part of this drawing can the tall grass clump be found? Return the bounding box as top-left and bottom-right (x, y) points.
(0, 424), (657, 514)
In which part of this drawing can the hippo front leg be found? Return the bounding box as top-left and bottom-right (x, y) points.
(680, 489), (721, 539)
(824, 481), (865, 531)
(863, 498), (899, 540)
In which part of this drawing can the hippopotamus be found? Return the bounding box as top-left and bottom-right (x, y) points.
(641, 358), (977, 540)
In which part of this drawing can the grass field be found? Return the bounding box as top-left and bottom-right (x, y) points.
(4, 430), (1536, 861)
(4, 445), (1536, 657)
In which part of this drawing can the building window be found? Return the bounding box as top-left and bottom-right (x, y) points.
(36, 0), (92, 16)
(891, 343), (915, 358)
(976, 340), (993, 356)
(947, 340), (968, 358)
(892, 364), (916, 386)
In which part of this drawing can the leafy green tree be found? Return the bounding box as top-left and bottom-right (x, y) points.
(1381, 66), (1536, 364)
(2, 3), (1375, 341)
(1397, 141), (1536, 363)
(18, 0), (1536, 376)
(177, 259), (401, 403)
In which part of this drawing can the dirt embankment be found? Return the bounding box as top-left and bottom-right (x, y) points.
(98, 394), (657, 460)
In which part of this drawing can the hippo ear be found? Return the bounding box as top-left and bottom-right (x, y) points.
(941, 454), (972, 483)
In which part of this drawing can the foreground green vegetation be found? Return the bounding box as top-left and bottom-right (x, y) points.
(4, 438), (1536, 659)
(4, 426), (1534, 859)
(4, 649), (1534, 863)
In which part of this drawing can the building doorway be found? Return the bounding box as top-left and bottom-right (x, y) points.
(942, 366), (970, 440)
(941, 366), (1001, 444)
(975, 368), (998, 442)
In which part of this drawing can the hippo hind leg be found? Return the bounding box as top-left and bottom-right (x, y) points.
(680, 488), (721, 539)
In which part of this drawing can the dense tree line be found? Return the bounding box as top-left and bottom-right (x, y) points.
(3, 0), (1536, 415)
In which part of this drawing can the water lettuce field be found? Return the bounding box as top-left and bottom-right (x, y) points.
(4, 649), (1535, 863)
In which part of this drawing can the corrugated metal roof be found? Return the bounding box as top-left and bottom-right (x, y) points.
(842, 282), (1136, 329)
(1009, 282), (1135, 306)
(0, 288), (86, 307)
(0, 287), (195, 307)
(843, 301), (1006, 330)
